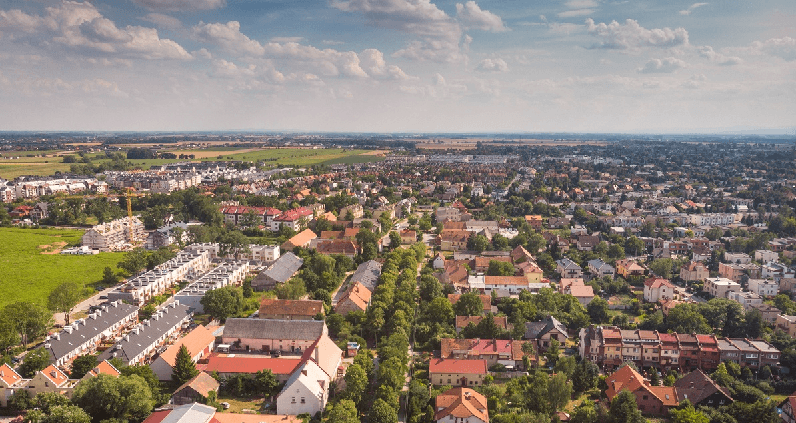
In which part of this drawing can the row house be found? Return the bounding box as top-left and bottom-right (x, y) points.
(718, 262), (761, 283)
(108, 250), (211, 306)
(689, 213), (739, 226)
(173, 261), (251, 312)
(44, 301), (139, 367)
(221, 206), (282, 227)
(579, 326), (778, 372)
(99, 302), (192, 366)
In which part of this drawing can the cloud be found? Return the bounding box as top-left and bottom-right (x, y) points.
(271, 36), (304, 43)
(0, 2), (191, 60)
(679, 3), (708, 16)
(585, 18), (689, 50)
(132, 0), (226, 12)
(323, 40), (345, 45)
(698, 46), (742, 65)
(566, 0), (598, 8)
(359, 48), (414, 79)
(331, 0), (465, 62)
(475, 57), (508, 72)
(456, 1), (507, 32)
(752, 37), (796, 61)
(192, 21), (265, 56)
(637, 57), (686, 73)
(558, 9), (595, 18)
(142, 13), (183, 30)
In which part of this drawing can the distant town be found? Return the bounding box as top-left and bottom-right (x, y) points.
(0, 133), (795, 423)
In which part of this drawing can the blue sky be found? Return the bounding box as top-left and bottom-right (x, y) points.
(0, 0), (793, 133)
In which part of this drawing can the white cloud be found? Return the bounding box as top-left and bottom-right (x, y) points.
(456, 1), (507, 32)
(0, 2), (191, 60)
(192, 21), (265, 56)
(637, 57), (686, 73)
(332, 0), (463, 62)
(132, 0), (226, 12)
(585, 18), (689, 50)
(558, 9), (595, 18)
(142, 13), (183, 30)
(323, 40), (345, 45)
(566, 0), (598, 8)
(698, 46), (742, 65)
(359, 48), (414, 79)
(752, 37), (796, 61)
(679, 3), (708, 16)
(475, 57), (508, 72)
(271, 36), (304, 43)
(548, 22), (584, 35)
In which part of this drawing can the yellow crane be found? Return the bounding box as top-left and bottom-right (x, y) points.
(125, 188), (144, 244)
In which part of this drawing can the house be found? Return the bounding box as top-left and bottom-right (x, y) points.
(448, 294), (495, 314)
(577, 235), (600, 251)
(566, 284), (595, 307)
(433, 253), (446, 269)
(643, 278), (677, 303)
(146, 222), (190, 250)
(271, 207), (314, 232)
(605, 365), (678, 416)
(455, 316), (509, 334)
(680, 262), (709, 282)
(754, 249), (779, 263)
(556, 258), (583, 279)
(483, 276), (530, 296)
(315, 239), (358, 258)
(429, 359), (488, 387)
(517, 260), (544, 284)
(703, 277), (741, 298)
(588, 258), (615, 279)
(440, 229), (469, 251)
(781, 396), (796, 423)
(281, 228), (317, 252)
(473, 256), (512, 273)
(204, 356), (302, 382)
(674, 369), (733, 408)
(400, 229), (417, 244)
(335, 282), (372, 315)
(524, 316), (568, 352)
(747, 279), (779, 297)
(26, 365), (77, 398)
(82, 360), (120, 379)
(252, 252), (304, 291)
(0, 363), (26, 407)
(99, 302), (192, 366)
(276, 359), (329, 415)
(142, 402), (302, 423)
(171, 372), (220, 405)
(524, 215), (543, 231)
(150, 325), (216, 380)
(349, 260), (382, 291)
(724, 252), (752, 264)
(440, 338), (530, 369)
(777, 315), (796, 337)
(749, 303), (781, 324)
(221, 319), (327, 353)
(45, 301), (139, 367)
(434, 387), (489, 423)
(437, 207), (464, 223)
(259, 299), (324, 320)
(719, 262), (761, 283)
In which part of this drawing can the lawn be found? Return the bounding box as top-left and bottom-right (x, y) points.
(0, 227), (125, 308)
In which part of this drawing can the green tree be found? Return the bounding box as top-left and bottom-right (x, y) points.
(71, 374), (154, 423)
(324, 399), (359, 423)
(572, 359), (599, 394)
(649, 258), (673, 279)
(274, 278), (307, 300)
(70, 354), (98, 379)
(487, 260), (516, 276)
(47, 281), (85, 326)
(200, 286), (244, 321)
(20, 347), (50, 378)
(545, 338), (561, 367)
(120, 365), (167, 406)
(669, 401), (709, 423)
(344, 363), (368, 407)
(389, 231), (402, 249)
(424, 297), (454, 325)
(468, 234), (491, 253)
(587, 296), (610, 324)
(666, 303), (711, 334)
(570, 402), (598, 423)
(25, 405), (92, 423)
(4, 301), (52, 348)
(117, 248), (149, 276)
(101, 266), (119, 287)
(253, 369), (279, 397)
(218, 230), (251, 260)
(453, 292), (484, 316)
(625, 237), (645, 257)
(548, 373), (573, 414)
(608, 390), (646, 423)
(172, 344), (199, 385)
(369, 398), (398, 423)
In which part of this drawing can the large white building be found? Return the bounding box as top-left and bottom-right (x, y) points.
(82, 217), (145, 251)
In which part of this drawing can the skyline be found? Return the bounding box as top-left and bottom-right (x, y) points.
(0, 0), (794, 133)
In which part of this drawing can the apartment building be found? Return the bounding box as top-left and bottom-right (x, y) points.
(108, 250), (211, 306)
(703, 277), (741, 298)
(173, 261), (251, 312)
(82, 217), (145, 251)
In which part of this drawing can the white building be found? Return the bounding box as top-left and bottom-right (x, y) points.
(747, 279), (779, 297)
(755, 250), (780, 263)
(704, 277), (741, 298)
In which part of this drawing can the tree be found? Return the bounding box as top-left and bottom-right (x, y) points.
(369, 398), (398, 423)
(200, 286), (244, 321)
(487, 260), (516, 276)
(625, 237), (645, 257)
(117, 248), (149, 276)
(570, 402), (598, 423)
(70, 355), (98, 379)
(3, 301), (52, 348)
(218, 230), (251, 260)
(468, 234), (490, 253)
(20, 347), (50, 378)
(344, 363), (368, 407)
(253, 369), (279, 397)
(172, 345), (199, 385)
(666, 304), (711, 334)
(454, 292), (484, 316)
(101, 266), (119, 287)
(274, 278), (307, 300)
(587, 297), (610, 324)
(25, 405), (92, 423)
(71, 374), (154, 423)
(572, 359), (599, 393)
(47, 281), (84, 325)
(548, 373), (573, 414)
(545, 339), (561, 367)
(389, 231), (402, 249)
(669, 401), (708, 423)
(649, 258), (673, 279)
(324, 399), (359, 423)
(608, 390), (646, 423)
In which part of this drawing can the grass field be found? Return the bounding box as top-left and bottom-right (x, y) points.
(0, 228), (125, 308)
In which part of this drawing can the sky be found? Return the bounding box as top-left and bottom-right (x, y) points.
(0, 0), (794, 133)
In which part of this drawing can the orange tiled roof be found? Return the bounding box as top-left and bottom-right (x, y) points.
(158, 325), (216, 367)
(259, 299), (324, 318)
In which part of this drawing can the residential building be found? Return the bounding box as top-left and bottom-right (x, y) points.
(108, 251), (211, 305)
(335, 282), (372, 315)
(259, 299), (323, 320)
(281, 228), (317, 252)
(703, 277), (741, 298)
(271, 207), (314, 232)
(680, 262), (709, 282)
(251, 252), (304, 291)
(781, 396), (796, 423)
(99, 302), (192, 366)
(26, 365), (77, 398)
(674, 369), (733, 408)
(483, 276), (530, 296)
(524, 316), (568, 352)
(171, 372), (220, 405)
(616, 259), (647, 279)
(455, 316), (509, 334)
(82, 216), (145, 251)
(724, 252), (752, 264)
(726, 291), (763, 310)
(44, 301), (138, 367)
(205, 355), (302, 382)
(437, 207), (463, 223)
(777, 315), (796, 337)
(754, 249), (779, 263)
(747, 279), (778, 297)
(440, 229), (469, 251)
(587, 259), (615, 278)
(0, 363), (26, 407)
(349, 260), (382, 291)
(749, 303), (781, 324)
(142, 402), (302, 423)
(145, 222), (189, 250)
(440, 338), (530, 369)
(434, 387), (489, 423)
(448, 294), (495, 314)
(718, 262), (761, 283)
(173, 261), (250, 312)
(556, 258), (583, 278)
(221, 318), (327, 353)
(605, 365), (678, 416)
(643, 278), (677, 303)
(276, 360), (329, 415)
(315, 239), (358, 258)
(429, 359), (488, 387)
(150, 325), (216, 380)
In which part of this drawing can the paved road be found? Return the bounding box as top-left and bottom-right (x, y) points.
(53, 285), (117, 326)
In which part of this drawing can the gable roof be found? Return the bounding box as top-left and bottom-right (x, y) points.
(455, 315), (508, 330)
(281, 359), (327, 397)
(429, 358), (487, 375)
(204, 356), (302, 375)
(259, 299), (324, 318)
(0, 363), (23, 387)
(223, 318), (326, 341)
(213, 414), (302, 423)
(440, 338), (528, 361)
(300, 333), (343, 379)
(99, 303), (192, 364)
(261, 252), (304, 284)
(434, 387), (489, 422)
(283, 229), (316, 249)
(85, 360), (121, 378)
(484, 276), (528, 286)
(174, 372), (220, 399)
(337, 282), (372, 312)
(606, 365), (678, 407)
(524, 316), (569, 340)
(674, 369), (733, 405)
(46, 301), (139, 362)
(158, 325), (215, 367)
(448, 294), (492, 313)
(349, 260), (382, 291)
(644, 278), (675, 289)
(39, 365), (69, 386)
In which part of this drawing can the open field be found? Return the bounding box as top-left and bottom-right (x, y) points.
(0, 228), (125, 308)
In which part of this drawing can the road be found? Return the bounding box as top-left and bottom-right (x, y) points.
(53, 285), (118, 326)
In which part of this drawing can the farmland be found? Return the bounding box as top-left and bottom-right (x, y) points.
(0, 228), (125, 308)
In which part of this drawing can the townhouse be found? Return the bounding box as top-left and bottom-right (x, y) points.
(150, 325), (216, 381)
(173, 261), (250, 312)
(108, 250), (211, 306)
(44, 301), (139, 367)
(429, 359), (488, 387)
(440, 338), (531, 369)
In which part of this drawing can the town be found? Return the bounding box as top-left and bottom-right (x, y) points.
(0, 135), (795, 423)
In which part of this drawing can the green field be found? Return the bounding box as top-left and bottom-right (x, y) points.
(0, 148), (384, 179)
(0, 228), (125, 308)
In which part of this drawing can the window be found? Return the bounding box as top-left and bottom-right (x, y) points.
(291, 397), (296, 404)
(642, 395), (648, 400)
(448, 379), (451, 384)
(301, 398), (305, 404)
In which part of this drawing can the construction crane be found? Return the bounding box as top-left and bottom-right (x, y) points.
(125, 188), (144, 244)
